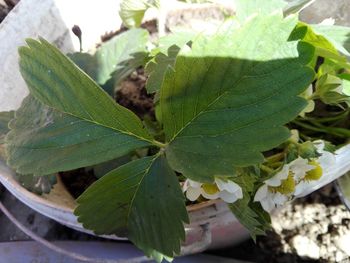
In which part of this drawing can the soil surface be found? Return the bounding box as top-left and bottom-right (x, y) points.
(116, 67), (155, 120)
(210, 184), (350, 262)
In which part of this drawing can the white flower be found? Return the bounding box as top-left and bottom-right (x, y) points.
(294, 140), (336, 196)
(254, 158), (314, 213)
(183, 178), (243, 203)
(289, 157), (315, 181)
(215, 178), (243, 203)
(254, 165), (294, 212)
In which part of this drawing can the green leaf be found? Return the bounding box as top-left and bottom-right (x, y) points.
(0, 111), (14, 159)
(7, 38), (157, 175)
(86, 155), (132, 179)
(229, 191), (271, 239)
(235, 0), (286, 22)
(146, 31), (195, 94)
(339, 73), (350, 96)
(315, 74), (350, 105)
(69, 29), (149, 95)
(161, 13), (315, 182)
(290, 22), (350, 69)
(119, 0), (159, 28)
(5, 96), (151, 176)
(75, 155), (188, 259)
(312, 24), (350, 57)
(14, 174), (57, 195)
(146, 45), (181, 94)
(0, 111), (14, 144)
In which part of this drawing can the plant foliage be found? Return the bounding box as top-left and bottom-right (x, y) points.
(2, 0), (350, 262)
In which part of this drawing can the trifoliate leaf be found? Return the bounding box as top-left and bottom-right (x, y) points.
(75, 155), (188, 260)
(69, 29), (149, 95)
(119, 0), (159, 28)
(7, 39), (156, 176)
(161, 13), (315, 182)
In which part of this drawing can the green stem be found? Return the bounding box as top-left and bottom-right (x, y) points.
(152, 140), (167, 148)
(265, 152), (284, 163)
(293, 120), (350, 138)
(303, 110), (349, 123)
(260, 164), (274, 174)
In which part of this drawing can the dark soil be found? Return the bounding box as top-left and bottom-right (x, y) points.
(116, 67), (155, 120)
(59, 169), (97, 199)
(101, 20), (158, 44)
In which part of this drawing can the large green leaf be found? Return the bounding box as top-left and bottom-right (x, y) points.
(6, 96), (151, 175)
(69, 29), (149, 95)
(75, 155), (188, 259)
(7, 39), (157, 175)
(160, 13), (315, 182)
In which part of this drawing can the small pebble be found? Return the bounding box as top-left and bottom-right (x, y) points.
(291, 235), (320, 259)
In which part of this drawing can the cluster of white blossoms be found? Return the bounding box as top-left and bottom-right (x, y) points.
(254, 140), (336, 212)
(183, 177), (243, 203)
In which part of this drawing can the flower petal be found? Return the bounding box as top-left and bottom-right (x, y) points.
(272, 192), (288, 205)
(289, 157), (315, 181)
(265, 165), (289, 187)
(294, 181), (308, 196)
(186, 187), (201, 201)
(215, 178), (242, 194)
(254, 185), (268, 202)
(260, 197), (275, 213)
(219, 190), (241, 203)
(188, 179), (202, 188)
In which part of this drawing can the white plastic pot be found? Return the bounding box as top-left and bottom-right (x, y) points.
(0, 0), (248, 254)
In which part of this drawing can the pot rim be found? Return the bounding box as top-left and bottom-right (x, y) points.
(0, 158), (224, 214)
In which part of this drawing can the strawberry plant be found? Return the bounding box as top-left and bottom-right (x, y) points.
(1, 0), (350, 261)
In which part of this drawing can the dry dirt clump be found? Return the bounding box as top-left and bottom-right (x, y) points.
(261, 185), (350, 262)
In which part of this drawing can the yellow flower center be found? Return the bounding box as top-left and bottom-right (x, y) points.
(270, 173), (295, 195)
(304, 160), (323, 181)
(202, 184), (219, 195)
